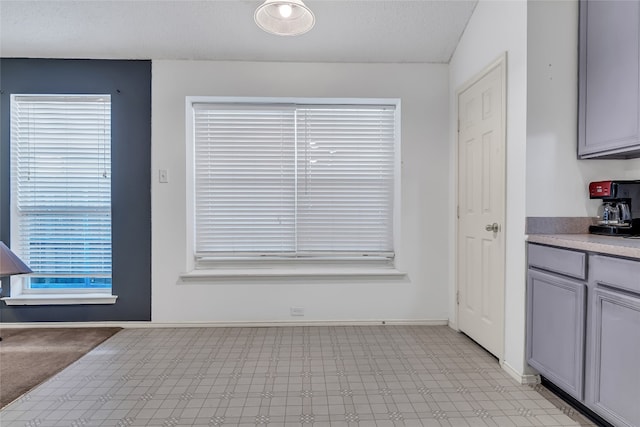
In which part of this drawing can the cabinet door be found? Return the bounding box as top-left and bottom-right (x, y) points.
(587, 287), (640, 427)
(578, 0), (640, 158)
(526, 269), (586, 400)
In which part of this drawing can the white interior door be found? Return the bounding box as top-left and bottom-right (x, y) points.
(456, 55), (506, 359)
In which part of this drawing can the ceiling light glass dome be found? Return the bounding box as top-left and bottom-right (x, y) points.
(254, 0), (315, 36)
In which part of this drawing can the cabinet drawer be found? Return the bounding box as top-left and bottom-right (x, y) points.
(590, 255), (640, 294)
(528, 244), (587, 280)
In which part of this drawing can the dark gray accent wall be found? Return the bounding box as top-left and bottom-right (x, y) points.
(0, 58), (151, 322)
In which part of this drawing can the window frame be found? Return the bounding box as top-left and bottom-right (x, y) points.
(9, 93), (113, 297)
(185, 96), (402, 274)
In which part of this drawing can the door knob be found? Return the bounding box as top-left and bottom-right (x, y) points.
(485, 223), (500, 232)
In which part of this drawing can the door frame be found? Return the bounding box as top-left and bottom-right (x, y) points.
(453, 52), (508, 360)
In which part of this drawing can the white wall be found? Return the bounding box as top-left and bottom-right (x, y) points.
(448, 0), (529, 376)
(526, 0), (640, 218)
(151, 61), (451, 324)
(624, 159), (640, 178)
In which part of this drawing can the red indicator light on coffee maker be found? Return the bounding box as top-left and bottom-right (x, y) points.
(589, 181), (612, 198)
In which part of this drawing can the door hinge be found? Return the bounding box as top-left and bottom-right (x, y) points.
(456, 291), (460, 305)
(457, 205), (460, 219)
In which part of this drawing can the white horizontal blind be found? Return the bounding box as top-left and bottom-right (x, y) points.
(296, 107), (395, 254)
(11, 95), (112, 281)
(193, 102), (395, 259)
(194, 105), (296, 254)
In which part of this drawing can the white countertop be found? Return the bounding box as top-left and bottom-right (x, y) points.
(527, 233), (640, 260)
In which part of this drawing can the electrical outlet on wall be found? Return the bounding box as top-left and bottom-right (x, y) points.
(290, 307), (305, 316)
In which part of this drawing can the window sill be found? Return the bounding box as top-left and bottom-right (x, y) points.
(180, 267), (407, 283)
(1, 293), (118, 306)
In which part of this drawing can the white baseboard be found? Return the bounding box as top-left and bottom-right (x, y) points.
(501, 360), (541, 385)
(0, 319), (449, 329)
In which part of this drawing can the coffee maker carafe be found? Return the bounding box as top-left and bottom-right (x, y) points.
(589, 180), (640, 236)
(596, 200), (631, 225)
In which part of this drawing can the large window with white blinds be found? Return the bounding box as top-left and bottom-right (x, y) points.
(191, 100), (397, 262)
(11, 94), (112, 291)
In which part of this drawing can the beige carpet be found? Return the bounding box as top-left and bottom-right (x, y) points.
(0, 327), (122, 408)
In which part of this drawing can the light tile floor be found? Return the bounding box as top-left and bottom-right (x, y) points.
(0, 326), (595, 427)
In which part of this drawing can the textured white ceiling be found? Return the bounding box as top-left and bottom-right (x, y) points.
(0, 0), (478, 63)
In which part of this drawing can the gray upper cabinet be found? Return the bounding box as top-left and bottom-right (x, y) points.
(578, 0), (640, 159)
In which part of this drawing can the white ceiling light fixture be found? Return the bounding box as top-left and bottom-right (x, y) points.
(254, 0), (315, 36)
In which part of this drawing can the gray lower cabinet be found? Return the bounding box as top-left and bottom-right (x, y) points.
(578, 0), (640, 158)
(526, 269), (587, 401)
(587, 255), (640, 427)
(527, 243), (640, 426)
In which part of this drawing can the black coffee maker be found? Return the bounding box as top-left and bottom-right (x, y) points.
(589, 180), (640, 236)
